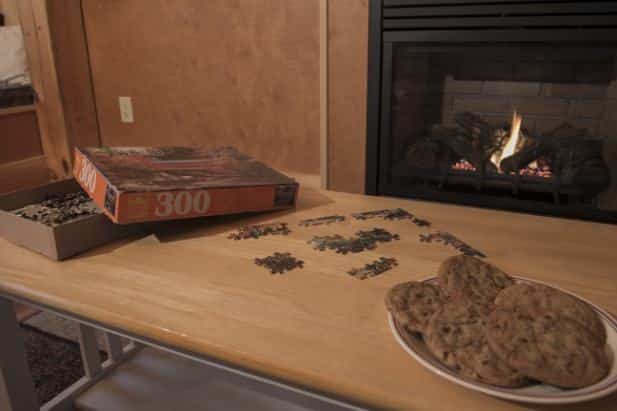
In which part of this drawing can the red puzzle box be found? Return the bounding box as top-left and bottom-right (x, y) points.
(74, 146), (299, 224)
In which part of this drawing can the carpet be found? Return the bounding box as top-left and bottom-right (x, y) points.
(25, 311), (110, 350)
(22, 324), (107, 405)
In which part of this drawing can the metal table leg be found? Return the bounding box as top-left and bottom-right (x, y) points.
(0, 297), (39, 411)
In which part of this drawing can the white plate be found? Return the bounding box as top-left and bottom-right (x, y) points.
(388, 276), (617, 404)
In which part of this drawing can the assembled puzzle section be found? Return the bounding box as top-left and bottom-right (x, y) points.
(0, 179), (141, 260)
(74, 146), (299, 224)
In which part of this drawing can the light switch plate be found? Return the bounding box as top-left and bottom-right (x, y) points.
(119, 96), (134, 123)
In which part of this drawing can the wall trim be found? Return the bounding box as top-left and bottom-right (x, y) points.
(319, 0), (329, 189)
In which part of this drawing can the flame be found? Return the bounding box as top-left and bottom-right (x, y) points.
(492, 110), (523, 172)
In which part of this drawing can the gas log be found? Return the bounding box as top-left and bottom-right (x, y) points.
(499, 123), (585, 173)
(405, 136), (448, 169)
(405, 112), (611, 196)
(415, 112), (529, 173)
(433, 113), (502, 173)
(499, 123), (611, 194)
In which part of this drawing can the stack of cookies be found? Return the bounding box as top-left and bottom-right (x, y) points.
(386, 255), (610, 389)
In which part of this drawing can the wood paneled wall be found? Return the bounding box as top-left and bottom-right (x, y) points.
(81, 0), (320, 174)
(0, 109), (41, 165)
(0, 0), (20, 26)
(47, 0), (100, 149)
(328, 0), (369, 194)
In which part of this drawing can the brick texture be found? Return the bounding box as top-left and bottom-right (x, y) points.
(482, 81), (541, 97)
(546, 84), (607, 99)
(452, 96), (569, 117)
(571, 101), (605, 119)
(443, 78), (616, 137)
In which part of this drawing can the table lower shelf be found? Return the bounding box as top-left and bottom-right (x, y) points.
(75, 347), (347, 411)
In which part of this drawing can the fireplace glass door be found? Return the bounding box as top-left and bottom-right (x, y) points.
(379, 42), (617, 220)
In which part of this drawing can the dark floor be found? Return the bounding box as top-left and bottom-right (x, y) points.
(17, 303), (107, 405)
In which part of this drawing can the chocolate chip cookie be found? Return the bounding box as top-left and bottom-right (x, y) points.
(425, 299), (527, 387)
(385, 281), (444, 334)
(438, 255), (515, 309)
(495, 283), (607, 345)
(487, 308), (609, 388)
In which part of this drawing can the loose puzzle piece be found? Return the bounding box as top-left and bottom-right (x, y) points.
(351, 208), (430, 227)
(254, 252), (304, 274)
(419, 231), (486, 258)
(308, 235), (376, 254)
(298, 215), (345, 227)
(356, 228), (400, 243)
(347, 257), (398, 280)
(308, 228), (399, 254)
(228, 222), (290, 240)
(12, 192), (99, 227)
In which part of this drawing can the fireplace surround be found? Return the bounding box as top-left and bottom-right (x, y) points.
(365, 0), (617, 223)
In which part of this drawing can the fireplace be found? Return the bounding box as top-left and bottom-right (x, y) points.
(366, 0), (617, 223)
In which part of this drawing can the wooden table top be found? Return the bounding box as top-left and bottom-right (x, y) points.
(0, 174), (616, 411)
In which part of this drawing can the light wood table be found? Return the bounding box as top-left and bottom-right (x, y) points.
(0, 174), (616, 410)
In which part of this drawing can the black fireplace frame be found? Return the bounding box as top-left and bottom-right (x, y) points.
(365, 0), (617, 223)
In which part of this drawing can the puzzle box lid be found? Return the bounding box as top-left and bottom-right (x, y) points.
(74, 146), (298, 224)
